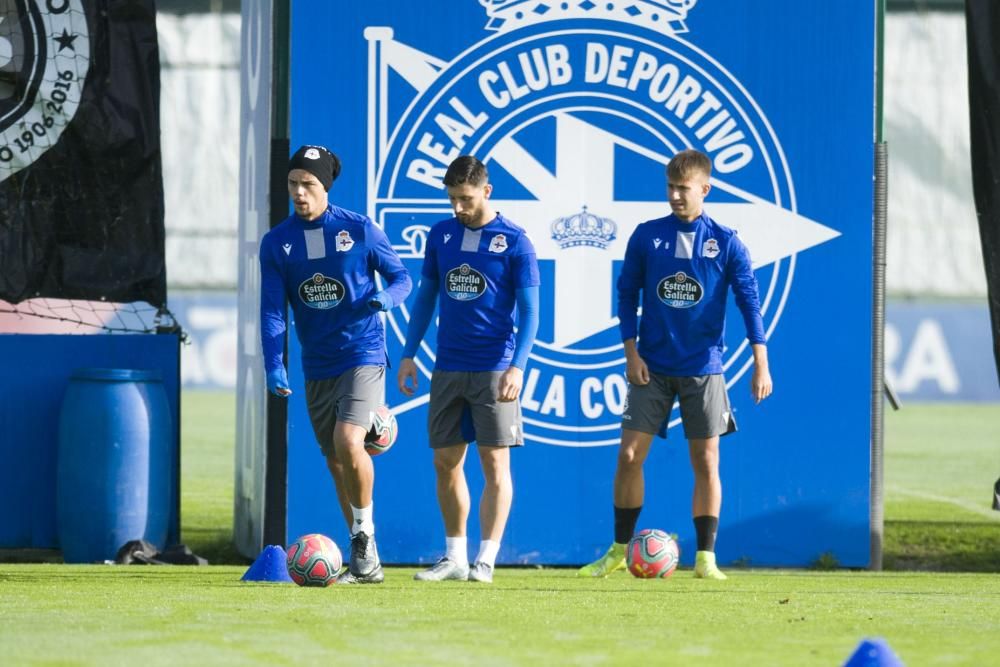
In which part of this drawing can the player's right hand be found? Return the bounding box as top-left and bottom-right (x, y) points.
(266, 367), (292, 397)
(625, 354), (650, 386)
(398, 358), (418, 396)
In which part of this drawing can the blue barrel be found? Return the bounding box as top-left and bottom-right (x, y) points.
(56, 368), (172, 563)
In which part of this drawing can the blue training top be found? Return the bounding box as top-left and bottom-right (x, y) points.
(259, 204), (412, 380)
(617, 212), (765, 376)
(407, 213), (541, 372)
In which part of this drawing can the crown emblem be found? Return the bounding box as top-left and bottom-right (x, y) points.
(551, 206), (618, 249)
(479, 0), (698, 34)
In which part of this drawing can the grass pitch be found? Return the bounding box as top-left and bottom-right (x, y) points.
(883, 403), (1000, 572)
(1, 393), (998, 665)
(2, 566), (998, 666)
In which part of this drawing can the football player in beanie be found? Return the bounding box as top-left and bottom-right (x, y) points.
(579, 149), (773, 581)
(259, 144), (412, 584)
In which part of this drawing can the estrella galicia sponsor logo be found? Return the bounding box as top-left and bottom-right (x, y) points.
(299, 272), (345, 309)
(445, 263), (486, 301)
(367, 0), (839, 445)
(0, 0), (90, 182)
(658, 271), (703, 308)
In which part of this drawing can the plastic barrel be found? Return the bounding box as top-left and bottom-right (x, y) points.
(56, 368), (172, 563)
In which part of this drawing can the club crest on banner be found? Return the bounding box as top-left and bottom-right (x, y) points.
(366, 1), (840, 446)
(0, 1), (90, 183)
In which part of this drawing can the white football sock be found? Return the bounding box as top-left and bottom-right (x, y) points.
(445, 536), (468, 567)
(350, 503), (374, 536)
(475, 539), (500, 567)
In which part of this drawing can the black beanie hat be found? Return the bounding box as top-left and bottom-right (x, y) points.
(288, 145), (341, 191)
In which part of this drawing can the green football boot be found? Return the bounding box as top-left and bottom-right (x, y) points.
(694, 550), (728, 580)
(577, 542), (627, 577)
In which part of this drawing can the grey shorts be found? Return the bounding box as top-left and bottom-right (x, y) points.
(428, 370), (524, 448)
(305, 365), (384, 457)
(621, 373), (736, 440)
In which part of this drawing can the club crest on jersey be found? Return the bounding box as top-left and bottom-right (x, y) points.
(367, 0), (840, 446)
(299, 273), (346, 309)
(657, 271), (703, 308)
(489, 233), (508, 253)
(702, 238), (720, 259)
(445, 263), (487, 301)
(1, 1), (91, 183)
(336, 230), (354, 252)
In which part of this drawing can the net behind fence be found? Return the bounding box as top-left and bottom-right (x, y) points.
(0, 298), (182, 336)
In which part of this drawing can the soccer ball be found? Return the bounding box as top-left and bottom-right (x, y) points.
(286, 533), (342, 586)
(626, 528), (680, 579)
(364, 404), (398, 456)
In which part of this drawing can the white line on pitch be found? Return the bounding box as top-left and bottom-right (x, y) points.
(887, 486), (1000, 521)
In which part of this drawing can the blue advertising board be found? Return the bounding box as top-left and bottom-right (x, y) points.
(284, 1), (875, 567)
(886, 302), (1000, 402)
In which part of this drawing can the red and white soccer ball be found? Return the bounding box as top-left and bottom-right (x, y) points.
(286, 533), (342, 587)
(626, 528), (680, 579)
(364, 404), (398, 456)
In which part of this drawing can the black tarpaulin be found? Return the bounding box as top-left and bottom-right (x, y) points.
(0, 0), (165, 307)
(967, 0), (1000, 388)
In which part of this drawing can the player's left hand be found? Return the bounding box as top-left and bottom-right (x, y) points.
(266, 367), (292, 397)
(751, 364), (772, 404)
(367, 292), (391, 312)
(498, 366), (523, 402)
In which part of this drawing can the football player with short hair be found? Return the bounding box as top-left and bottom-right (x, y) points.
(579, 148), (773, 580)
(398, 155), (540, 584)
(259, 144), (412, 584)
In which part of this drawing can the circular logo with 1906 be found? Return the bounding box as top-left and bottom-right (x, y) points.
(0, 0), (90, 183)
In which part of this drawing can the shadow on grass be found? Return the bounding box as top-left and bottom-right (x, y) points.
(181, 527), (250, 566)
(885, 520), (1000, 572)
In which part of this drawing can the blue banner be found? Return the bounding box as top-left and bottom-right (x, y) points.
(285, 1), (876, 567)
(886, 302), (1000, 401)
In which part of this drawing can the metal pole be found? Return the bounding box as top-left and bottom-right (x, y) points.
(263, 0), (291, 549)
(870, 0), (888, 572)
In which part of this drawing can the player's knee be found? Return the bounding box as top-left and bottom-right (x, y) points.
(480, 464), (511, 489)
(617, 447), (645, 469)
(333, 423), (367, 448)
(432, 449), (465, 476)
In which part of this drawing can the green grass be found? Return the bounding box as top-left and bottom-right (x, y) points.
(178, 391), (242, 565)
(883, 403), (1000, 572)
(1, 566), (998, 666)
(1, 394), (999, 665)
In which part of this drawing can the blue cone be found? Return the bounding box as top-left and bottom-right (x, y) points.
(843, 638), (904, 667)
(241, 544), (294, 583)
